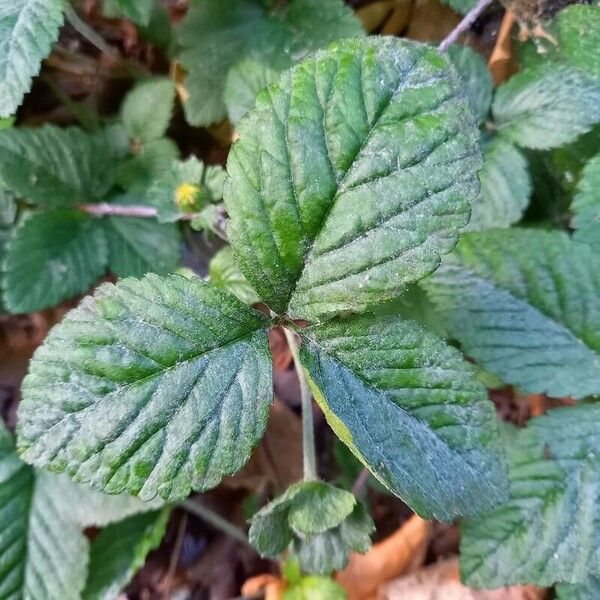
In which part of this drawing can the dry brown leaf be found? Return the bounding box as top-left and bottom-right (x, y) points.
(378, 558), (546, 600)
(488, 10), (517, 85)
(336, 514), (431, 600)
(242, 574), (286, 600)
(381, 0), (413, 35)
(406, 0), (460, 42)
(357, 0), (395, 32)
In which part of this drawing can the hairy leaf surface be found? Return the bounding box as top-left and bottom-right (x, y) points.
(0, 0), (66, 117)
(461, 407), (600, 587)
(225, 37), (482, 319)
(557, 577), (600, 600)
(571, 153), (600, 247)
(17, 274), (273, 501)
(176, 0), (363, 126)
(298, 313), (507, 521)
(424, 229), (600, 398)
(2, 210), (108, 313)
(492, 66), (600, 149)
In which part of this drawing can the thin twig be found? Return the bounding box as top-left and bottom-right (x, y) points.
(352, 468), (370, 496)
(283, 327), (318, 481)
(180, 498), (252, 548)
(64, 5), (118, 57)
(78, 203), (166, 218)
(162, 512), (187, 599)
(438, 0), (495, 51)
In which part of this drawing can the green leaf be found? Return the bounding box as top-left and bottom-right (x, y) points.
(224, 59), (279, 124)
(121, 78), (176, 143)
(176, 0), (363, 126)
(461, 406), (600, 588)
(557, 577), (600, 600)
(103, 0), (155, 26)
(423, 228), (600, 399)
(283, 575), (346, 600)
(104, 214), (181, 279)
(2, 210), (108, 313)
(249, 481), (373, 574)
(0, 125), (118, 207)
(447, 45), (493, 122)
(299, 312), (507, 521)
(83, 508), (171, 600)
(225, 37), (482, 319)
(209, 246), (259, 305)
(571, 153), (600, 247)
(440, 0), (477, 16)
(492, 65), (600, 150)
(17, 274), (273, 501)
(0, 0), (66, 117)
(466, 138), (531, 231)
(0, 427), (161, 600)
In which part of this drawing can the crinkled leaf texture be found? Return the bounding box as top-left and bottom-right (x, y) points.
(466, 138), (530, 231)
(557, 577), (600, 600)
(83, 508), (171, 600)
(176, 0), (363, 126)
(424, 228), (600, 399)
(0, 423), (161, 600)
(461, 406), (600, 588)
(571, 153), (600, 247)
(17, 274), (273, 501)
(0, 0), (66, 117)
(298, 313), (507, 521)
(225, 37), (482, 321)
(492, 65), (600, 150)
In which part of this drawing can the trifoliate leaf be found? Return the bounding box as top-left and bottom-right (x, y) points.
(0, 125), (118, 207)
(447, 45), (493, 122)
(249, 481), (373, 574)
(17, 274), (273, 501)
(176, 0), (363, 126)
(2, 210), (108, 313)
(492, 65), (600, 150)
(557, 577), (600, 600)
(121, 78), (176, 143)
(299, 313), (507, 521)
(0, 0), (66, 117)
(103, 0), (155, 26)
(424, 228), (600, 399)
(104, 214), (181, 278)
(225, 37), (482, 320)
(466, 138), (531, 231)
(0, 427), (162, 600)
(571, 153), (600, 247)
(461, 406), (600, 588)
(224, 59), (279, 124)
(83, 508), (171, 600)
(209, 246), (259, 305)
(116, 138), (179, 194)
(148, 157), (226, 223)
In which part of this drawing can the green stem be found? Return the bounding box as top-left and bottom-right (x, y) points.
(180, 498), (251, 547)
(283, 326), (318, 481)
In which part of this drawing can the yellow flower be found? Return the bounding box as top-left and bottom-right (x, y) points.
(175, 183), (201, 211)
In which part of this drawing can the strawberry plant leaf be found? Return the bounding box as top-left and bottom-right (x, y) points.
(424, 228), (600, 398)
(2, 210), (108, 313)
(298, 313), (507, 521)
(447, 45), (493, 123)
(0, 125), (118, 207)
(466, 138), (531, 231)
(103, 0), (155, 27)
(557, 577), (600, 600)
(104, 215), (181, 279)
(83, 508), (172, 600)
(176, 0), (363, 126)
(571, 153), (600, 247)
(121, 78), (176, 143)
(225, 37), (482, 319)
(209, 246), (260, 305)
(492, 65), (600, 150)
(17, 274), (273, 501)
(0, 0), (66, 118)
(461, 406), (600, 588)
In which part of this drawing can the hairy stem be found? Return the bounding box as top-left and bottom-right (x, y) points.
(283, 327), (318, 481)
(180, 498), (251, 547)
(438, 0), (495, 51)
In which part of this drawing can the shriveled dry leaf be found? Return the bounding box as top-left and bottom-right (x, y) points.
(381, 0), (413, 35)
(242, 574), (286, 600)
(378, 558), (546, 600)
(488, 10), (518, 85)
(337, 514), (431, 600)
(357, 1), (395, 32)
(407, 0), (460, 42)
